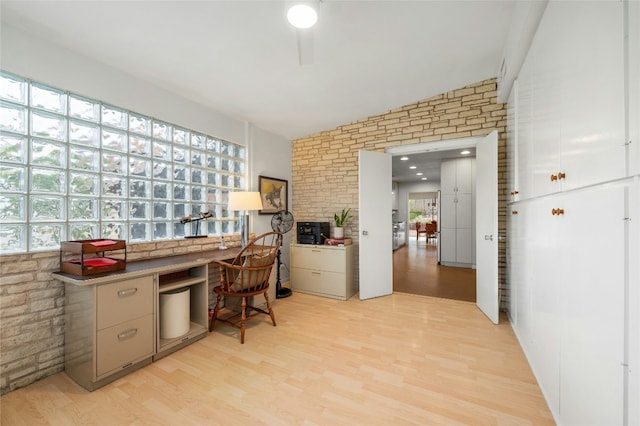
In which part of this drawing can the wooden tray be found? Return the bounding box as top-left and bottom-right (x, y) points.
(60, 239), (126, 254)
(59, 239), (126, 276)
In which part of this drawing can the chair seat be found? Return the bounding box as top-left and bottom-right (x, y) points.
(212, 284), (267, 297)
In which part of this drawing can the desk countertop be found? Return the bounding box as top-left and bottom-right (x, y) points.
(52, 247), (242, 286)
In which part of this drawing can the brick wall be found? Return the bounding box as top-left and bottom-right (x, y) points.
(0, 234), (240, 395)
(291, 78), (508, 305)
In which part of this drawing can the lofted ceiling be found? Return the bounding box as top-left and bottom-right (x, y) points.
(0, 0), (515, 142)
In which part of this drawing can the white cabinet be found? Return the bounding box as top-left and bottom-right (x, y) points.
(290, 244), (356, 300)
(506, 2), (638, 423)
(557, 186), (626, 425)
(516, 1), (626, 200)
(510, 186), (626, 425)
(440, 158), (475, 267)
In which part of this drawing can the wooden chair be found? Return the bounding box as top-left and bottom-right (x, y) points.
(415, 221), (427, 241)
(209, 231), (282, 343)
(425, 222), (437, 242)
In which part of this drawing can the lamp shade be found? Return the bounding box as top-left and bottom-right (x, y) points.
(228, 191), (263, 211)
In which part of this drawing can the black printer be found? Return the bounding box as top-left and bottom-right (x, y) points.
(297, 222), (330, 245)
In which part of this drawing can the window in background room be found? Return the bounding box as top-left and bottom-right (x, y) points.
(0, 71), (245, 253)
(408, 192), (438, 229)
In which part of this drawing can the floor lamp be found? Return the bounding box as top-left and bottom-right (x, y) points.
(228, 191), (263, 247)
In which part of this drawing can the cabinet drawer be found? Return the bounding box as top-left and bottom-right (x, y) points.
(292, 246), (345, 273)
(96, 314), (154, 377)
(97, 276), (153, 330)
(291, 267), (346, 300)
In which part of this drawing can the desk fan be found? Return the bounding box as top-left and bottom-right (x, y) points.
(271, 210), (294, 299)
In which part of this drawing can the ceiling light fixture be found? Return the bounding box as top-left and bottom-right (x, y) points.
(400, 156), (409, 161)
(416, 172), (423, 176)
(421, 177), (428, 180)
(409, 165), (417, 169)
(287, 4), (318, 29)
(461, 150), (471, 155)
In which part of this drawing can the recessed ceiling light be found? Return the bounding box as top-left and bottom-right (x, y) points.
(287, 4), (318, 29)
(416, 172), (423, 176)
(421, 177), (428, 180)
(400, 156), (409, 161)
(461, 150), (471, 155)
(409, 165), (417, 169)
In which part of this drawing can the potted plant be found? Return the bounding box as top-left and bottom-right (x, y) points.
(333, 208), (352, 239)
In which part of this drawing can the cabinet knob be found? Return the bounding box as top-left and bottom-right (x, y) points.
(511, 210), (519, 215)
(551, 208), (565, 216)
(558, 172), (566, 180)
(510, 190), (519, 196)
(550, 174), (558, 181)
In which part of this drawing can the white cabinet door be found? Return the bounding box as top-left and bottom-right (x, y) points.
(630, 0), (640, 177)
(440, 160), (457, 194)
(456, 157), (474, 194)
(517, 51), (534, 200)
(558, 185), (625, 426)
(530, 5), (562, 197)
(507, 80), (519, 202)
(527, 196), (563, 414)
(520, 1), (626, 199)
(512, 186), (626, 424)
(559, 1), (625, 190)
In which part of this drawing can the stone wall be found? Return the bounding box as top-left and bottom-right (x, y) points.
(0, 234), (240, 395)
(291, 78), (508, 304)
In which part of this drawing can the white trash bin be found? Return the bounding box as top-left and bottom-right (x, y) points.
(160, 287), (190, 339)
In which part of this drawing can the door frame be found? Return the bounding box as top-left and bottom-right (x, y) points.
(387, 133), (500, 322)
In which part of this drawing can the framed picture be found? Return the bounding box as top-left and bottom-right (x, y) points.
(258, 176), (288, 214)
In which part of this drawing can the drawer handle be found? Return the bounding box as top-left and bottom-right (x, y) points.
(117, 328), (138, 340)
(117, 288), (138, 297)
(311, 272), (321, 275)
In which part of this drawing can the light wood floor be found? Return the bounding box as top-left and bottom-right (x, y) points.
(1, 292), (553, 425)
(394, 235), (476, 302)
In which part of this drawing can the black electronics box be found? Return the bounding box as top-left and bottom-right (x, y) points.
(297, 222), (330, 245)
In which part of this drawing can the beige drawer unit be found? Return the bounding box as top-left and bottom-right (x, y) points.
(64, 275), (155, 391)
(96, 314), (154, 377)
(290, 244), (356, 300)
(96, 276), (154, 330)
(54, 250), (239, 391)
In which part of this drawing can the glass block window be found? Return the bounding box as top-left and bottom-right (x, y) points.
(0, 71), (245, 253)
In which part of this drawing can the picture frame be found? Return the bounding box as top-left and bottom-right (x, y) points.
(258, 176), (288, 214)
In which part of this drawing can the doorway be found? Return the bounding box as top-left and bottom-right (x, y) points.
(359, 131), (497, 321)
(388, 143), (478, 303)
(393, 177), (476, 302)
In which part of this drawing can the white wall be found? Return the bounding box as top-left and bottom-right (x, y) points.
(250, 124), (292, 283)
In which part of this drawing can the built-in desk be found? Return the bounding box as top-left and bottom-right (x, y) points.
(53, 248), (241, 391)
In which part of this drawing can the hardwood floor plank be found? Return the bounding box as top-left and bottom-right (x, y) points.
(1, 292), (553, 425)
(394, 236), (476, 302)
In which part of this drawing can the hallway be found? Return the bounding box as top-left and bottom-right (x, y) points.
(393, 234), (476, 302)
